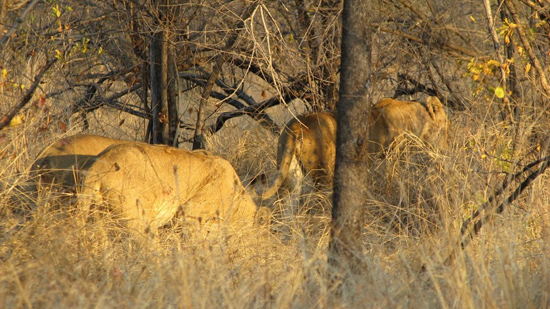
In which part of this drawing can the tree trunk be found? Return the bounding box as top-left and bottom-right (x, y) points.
(328, 0), (375, 296)
(167, 45), (179, 147)
(149, 30), (169, 144)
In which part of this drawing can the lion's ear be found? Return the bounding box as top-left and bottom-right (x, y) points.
(425, 96), (443, 120)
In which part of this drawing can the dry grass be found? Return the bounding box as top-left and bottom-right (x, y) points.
(1, 102), (549, 308)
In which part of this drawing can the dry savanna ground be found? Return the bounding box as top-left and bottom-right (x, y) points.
(1, 98), (549, 308)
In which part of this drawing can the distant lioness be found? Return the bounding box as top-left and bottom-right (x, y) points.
(259, 96), (449, 200)
(32, 134), (128, 192)
(79, 142), (269, 234)
(366, 96), (449, 153)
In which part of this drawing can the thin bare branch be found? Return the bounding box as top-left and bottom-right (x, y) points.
(0, 0), (41, 46)
(0, 57), (58, 131)
(505, 0), (550, 98)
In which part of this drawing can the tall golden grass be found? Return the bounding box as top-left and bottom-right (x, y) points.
(1, 102), (549, 308)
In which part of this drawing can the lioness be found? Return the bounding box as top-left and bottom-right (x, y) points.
(259, 96), (449, 200)
(366, 96), (449, 153)
(259, 112), (337, 200)
(79, 142), (269, 234)
(32, 134), (128, 192)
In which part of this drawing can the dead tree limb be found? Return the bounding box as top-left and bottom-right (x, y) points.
(193, 1), (260, 150)
(180, 71), (279, 130)
(438, 155), (550, 269)
(0, 57), (58, 131)
(207, 96), (283, 135)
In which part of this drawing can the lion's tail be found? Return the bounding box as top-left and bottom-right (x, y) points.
(260, 129), (297, 200)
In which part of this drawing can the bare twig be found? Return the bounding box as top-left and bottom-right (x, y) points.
(180, 72), (254, 107)
(0, 0), (41, 46)
(372, 23), (478, 60)
(0, 57), (58, 131)
(193, 1), (260, 150)
(227, 55), (287, 91)
(505, 0), (550, 98)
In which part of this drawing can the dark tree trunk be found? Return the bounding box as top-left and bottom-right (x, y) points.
(167, 35), (179, 146)
(147, 0), (179, 145)
(149, 30), (169, 144)
(328, 0), (376, 296)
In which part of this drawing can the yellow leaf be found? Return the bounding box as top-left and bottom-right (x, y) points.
(525, 63), (531, 74)
(487, 60), (501, 67)
(1, 69), (7, 79)
(55, 49), (63, 60)
(494, 86), (505, 98)
(52, 4), (61, 18)
(9, 114), (25, 127)
(469, 16), (476, 23)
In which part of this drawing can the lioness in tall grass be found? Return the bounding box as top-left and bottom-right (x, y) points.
(367, 96), (449, 153)
(79, 142), (269, 234)
(258, 96), (449, 200)
(32, 134), (269, 234)
(259, 112), (337, 200)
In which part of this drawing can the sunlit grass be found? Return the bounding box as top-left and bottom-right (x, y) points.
(1, 103), (549, 307)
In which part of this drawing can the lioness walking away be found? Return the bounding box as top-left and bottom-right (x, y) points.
(258, 96), (449, 201)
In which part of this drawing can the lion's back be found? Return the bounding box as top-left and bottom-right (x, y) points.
(80, 142), (258, 231)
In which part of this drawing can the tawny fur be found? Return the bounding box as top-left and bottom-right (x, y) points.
(79, 142), (265, 234)
(260, 112), (337, 200)
(259, 97), (449, 200)
(367, 96), (449, 153)
(32, 134), (129, 192)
